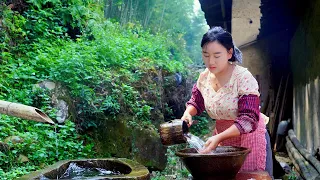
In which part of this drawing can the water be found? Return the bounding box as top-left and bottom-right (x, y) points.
(40, 163), (121, 179)
(59, 162), (121, 179)
(54, 125), (59, 180)
(54, 125), (58, 159)
(184, 133), (205, 153)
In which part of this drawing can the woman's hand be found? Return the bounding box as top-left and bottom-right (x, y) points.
(200, 125), (241, 154)
(199, 135), (222, 154)
(181, 112), (193, 127)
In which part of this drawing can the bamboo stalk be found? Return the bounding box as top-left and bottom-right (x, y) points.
(0, 100), (55, 124)
(288, 130), (320, 174)
(288, 151), (304, 180)
(286, 136), (319, 179)
(286, 142), (303, 178)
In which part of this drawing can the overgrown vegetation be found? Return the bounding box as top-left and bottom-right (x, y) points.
(0, 0), (207, 179)
(0, 88), (95, 179)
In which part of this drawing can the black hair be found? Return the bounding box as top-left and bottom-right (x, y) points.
(201, 27), (236, 62)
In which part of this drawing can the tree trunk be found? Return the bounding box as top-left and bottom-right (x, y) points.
(133, 0), (139, 22)
(143, 0), (150, 27)
(158, 0), (167, 32)
(103, 0), (108, 18)
(128, 0), (133, 23)
(107, 0), (113, 18)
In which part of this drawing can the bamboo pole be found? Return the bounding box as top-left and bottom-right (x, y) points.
(286, 136), (319, 179)
(288, 129), (320, 174)
(286, 143), (303, 178)
(287, 149), (304, 180)
(0, 100), (55, 124)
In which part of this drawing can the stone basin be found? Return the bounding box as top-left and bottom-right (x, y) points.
(18, 158), (150, 180)
(176, 146), (251, 180)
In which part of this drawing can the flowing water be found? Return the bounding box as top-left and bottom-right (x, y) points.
(184, 133), (205, 153)
(54, 125), (58, 159)
(59, 162), (121, 179)
(40, 162), (122, 179)
(54, 125), (59, 180)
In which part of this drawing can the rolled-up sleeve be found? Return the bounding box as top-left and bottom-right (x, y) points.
(234, 95), (260, 134)
(186, 84), (205, 116)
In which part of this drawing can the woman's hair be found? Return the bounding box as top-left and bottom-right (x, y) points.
(201, 27), (236, 62)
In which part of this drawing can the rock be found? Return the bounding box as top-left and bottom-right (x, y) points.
(132, 127), (167, 171)
(55, 100), (68, 123)
(39, 80), (56, 90)
(34, 80), (56, 90)
(94, 117), (132, 158)
(94, 116), (167, 171)
(35, 80), (74, 123)
(4, 136), (23, 144)
(17, 154), (29, 162)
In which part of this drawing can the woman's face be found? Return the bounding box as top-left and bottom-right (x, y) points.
(202, 41), (233, 75)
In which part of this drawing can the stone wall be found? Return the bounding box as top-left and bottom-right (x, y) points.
(231, 0), (270, 106)
(240, 42), (270, 106)
(232, 0), (261, 46)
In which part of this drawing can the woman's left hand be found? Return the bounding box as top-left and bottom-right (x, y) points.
(199, 135), (221, 154)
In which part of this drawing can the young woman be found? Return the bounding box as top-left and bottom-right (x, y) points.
(181, 26), (273, 175)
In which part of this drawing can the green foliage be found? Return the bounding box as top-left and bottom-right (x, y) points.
(287, 171), (298, 180)
(190, 115), (211, 137)
(101, 0), (208, 64)
(0, 115), (95, 179)
(0, 87), (95, 179)
(0, 165), (37, 180)
(151, 146), (190, 179)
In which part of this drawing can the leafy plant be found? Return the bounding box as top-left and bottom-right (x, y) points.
(190, 115), (211, 137)
(0, 115), (95, 179)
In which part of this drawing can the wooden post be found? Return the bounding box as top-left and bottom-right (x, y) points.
(270, 76), (283, 147)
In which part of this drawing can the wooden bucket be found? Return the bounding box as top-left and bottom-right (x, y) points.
(159, 119), (189, 146)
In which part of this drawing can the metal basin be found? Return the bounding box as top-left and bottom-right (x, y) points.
(175, 146), (250, 179)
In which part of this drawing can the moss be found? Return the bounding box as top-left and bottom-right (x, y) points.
(131, 126), (167, 171)
(92, 115), (167, 171)
(93, 116), (133, 158)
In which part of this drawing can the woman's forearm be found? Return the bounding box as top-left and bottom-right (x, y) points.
(215, 124), (240, 142)
(184, 105), (198, 116)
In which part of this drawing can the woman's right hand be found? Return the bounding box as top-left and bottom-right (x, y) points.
(181, 112), (193, 127)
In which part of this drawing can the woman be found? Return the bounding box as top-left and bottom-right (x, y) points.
(181, 27), (273, 175)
